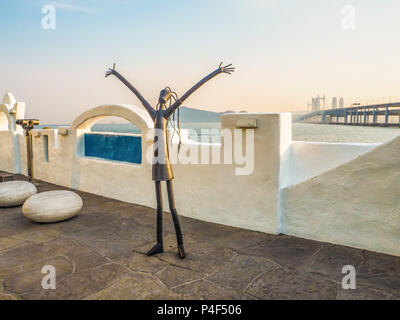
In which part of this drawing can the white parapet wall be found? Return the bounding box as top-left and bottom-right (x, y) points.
(281, 136), (400, 257)
(0, 93), (26, 175)
(27, 108), (292, 234)
(1, 94), (400, 256)
(288, 141), (379, 187)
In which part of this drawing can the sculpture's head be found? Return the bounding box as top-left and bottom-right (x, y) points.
(159, 88), (173, 105)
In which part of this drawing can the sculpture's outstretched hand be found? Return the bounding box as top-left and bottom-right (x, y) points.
(105, 63), (117, 78)
(164, 62), (235, 119)
(218, 62), (235, 75)
(104, 63), (156, 120)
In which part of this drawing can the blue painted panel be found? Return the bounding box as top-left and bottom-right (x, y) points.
(84, 133), (142, 164)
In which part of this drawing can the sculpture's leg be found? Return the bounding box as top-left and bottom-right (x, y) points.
(146, 181), (164, 256)
(166, 180), (186, 259)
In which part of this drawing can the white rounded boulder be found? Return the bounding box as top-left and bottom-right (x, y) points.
(0, 181), (37, 207)
(22, 190), (83, 223)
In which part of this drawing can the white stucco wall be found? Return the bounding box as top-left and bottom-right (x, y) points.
(19, 105), (292, 234)
(0, 94), (25, 174)
(289, 141), (379, 187)
(0, 131), (17, 173)
(282, 136), (400, 256)
(2, 95), (400, 257)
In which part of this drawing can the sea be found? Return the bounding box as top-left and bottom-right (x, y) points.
(39, 122), (400, 144)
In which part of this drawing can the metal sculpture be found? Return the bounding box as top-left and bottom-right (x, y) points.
(16, 119), (40, 182)
(105, 62), (235, 259)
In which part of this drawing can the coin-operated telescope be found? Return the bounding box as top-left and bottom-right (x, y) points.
(16, 119), (40, 181)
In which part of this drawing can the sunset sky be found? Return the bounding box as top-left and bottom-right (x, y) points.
(1, 0), (400, 123)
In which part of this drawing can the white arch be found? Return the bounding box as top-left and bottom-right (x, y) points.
(70, 104), (154, 159)
(2, 93), (16, 112)
(0, 104), (14, 131)
(70, 104), (154, 132)
(0, 101), (20, 174)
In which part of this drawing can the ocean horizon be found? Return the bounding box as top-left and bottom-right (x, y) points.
(39, 122), (400, 144)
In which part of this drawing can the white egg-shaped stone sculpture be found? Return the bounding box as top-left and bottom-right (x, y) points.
(0, 181), (37, 207)
(22, 190), (83, 223)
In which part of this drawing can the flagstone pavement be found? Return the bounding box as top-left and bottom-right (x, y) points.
(0, 175), (399, 300)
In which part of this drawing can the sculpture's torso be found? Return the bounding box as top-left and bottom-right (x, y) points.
(152, 109), (174, 181)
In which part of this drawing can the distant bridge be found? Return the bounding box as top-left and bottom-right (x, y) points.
(299, 102), (400, 127)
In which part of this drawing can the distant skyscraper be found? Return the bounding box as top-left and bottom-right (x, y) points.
(309, 95), (326, 112)
(308, 95), (342, 113)
(339, 97), (344, 108)
(332, 97), (337, 109)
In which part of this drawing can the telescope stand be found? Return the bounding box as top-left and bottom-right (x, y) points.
(16, 119), (39, 182)
(25, 130), (34, 182)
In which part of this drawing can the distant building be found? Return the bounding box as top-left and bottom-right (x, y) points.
(332, 97), (337, 109)
(339, 97), (344, 108)
(308, 95), (344, 112)
(309, 94), (326, 112)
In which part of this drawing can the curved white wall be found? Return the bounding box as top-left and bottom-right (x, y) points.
(282, 136), (400, 256)
(288, 141), (379, 187)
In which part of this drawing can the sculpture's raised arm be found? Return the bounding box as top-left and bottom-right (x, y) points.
(105, 65), (156, 120)
(164, 63), (235, 119)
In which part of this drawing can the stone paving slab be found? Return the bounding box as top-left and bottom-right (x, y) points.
(0, 174), (399, 300)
